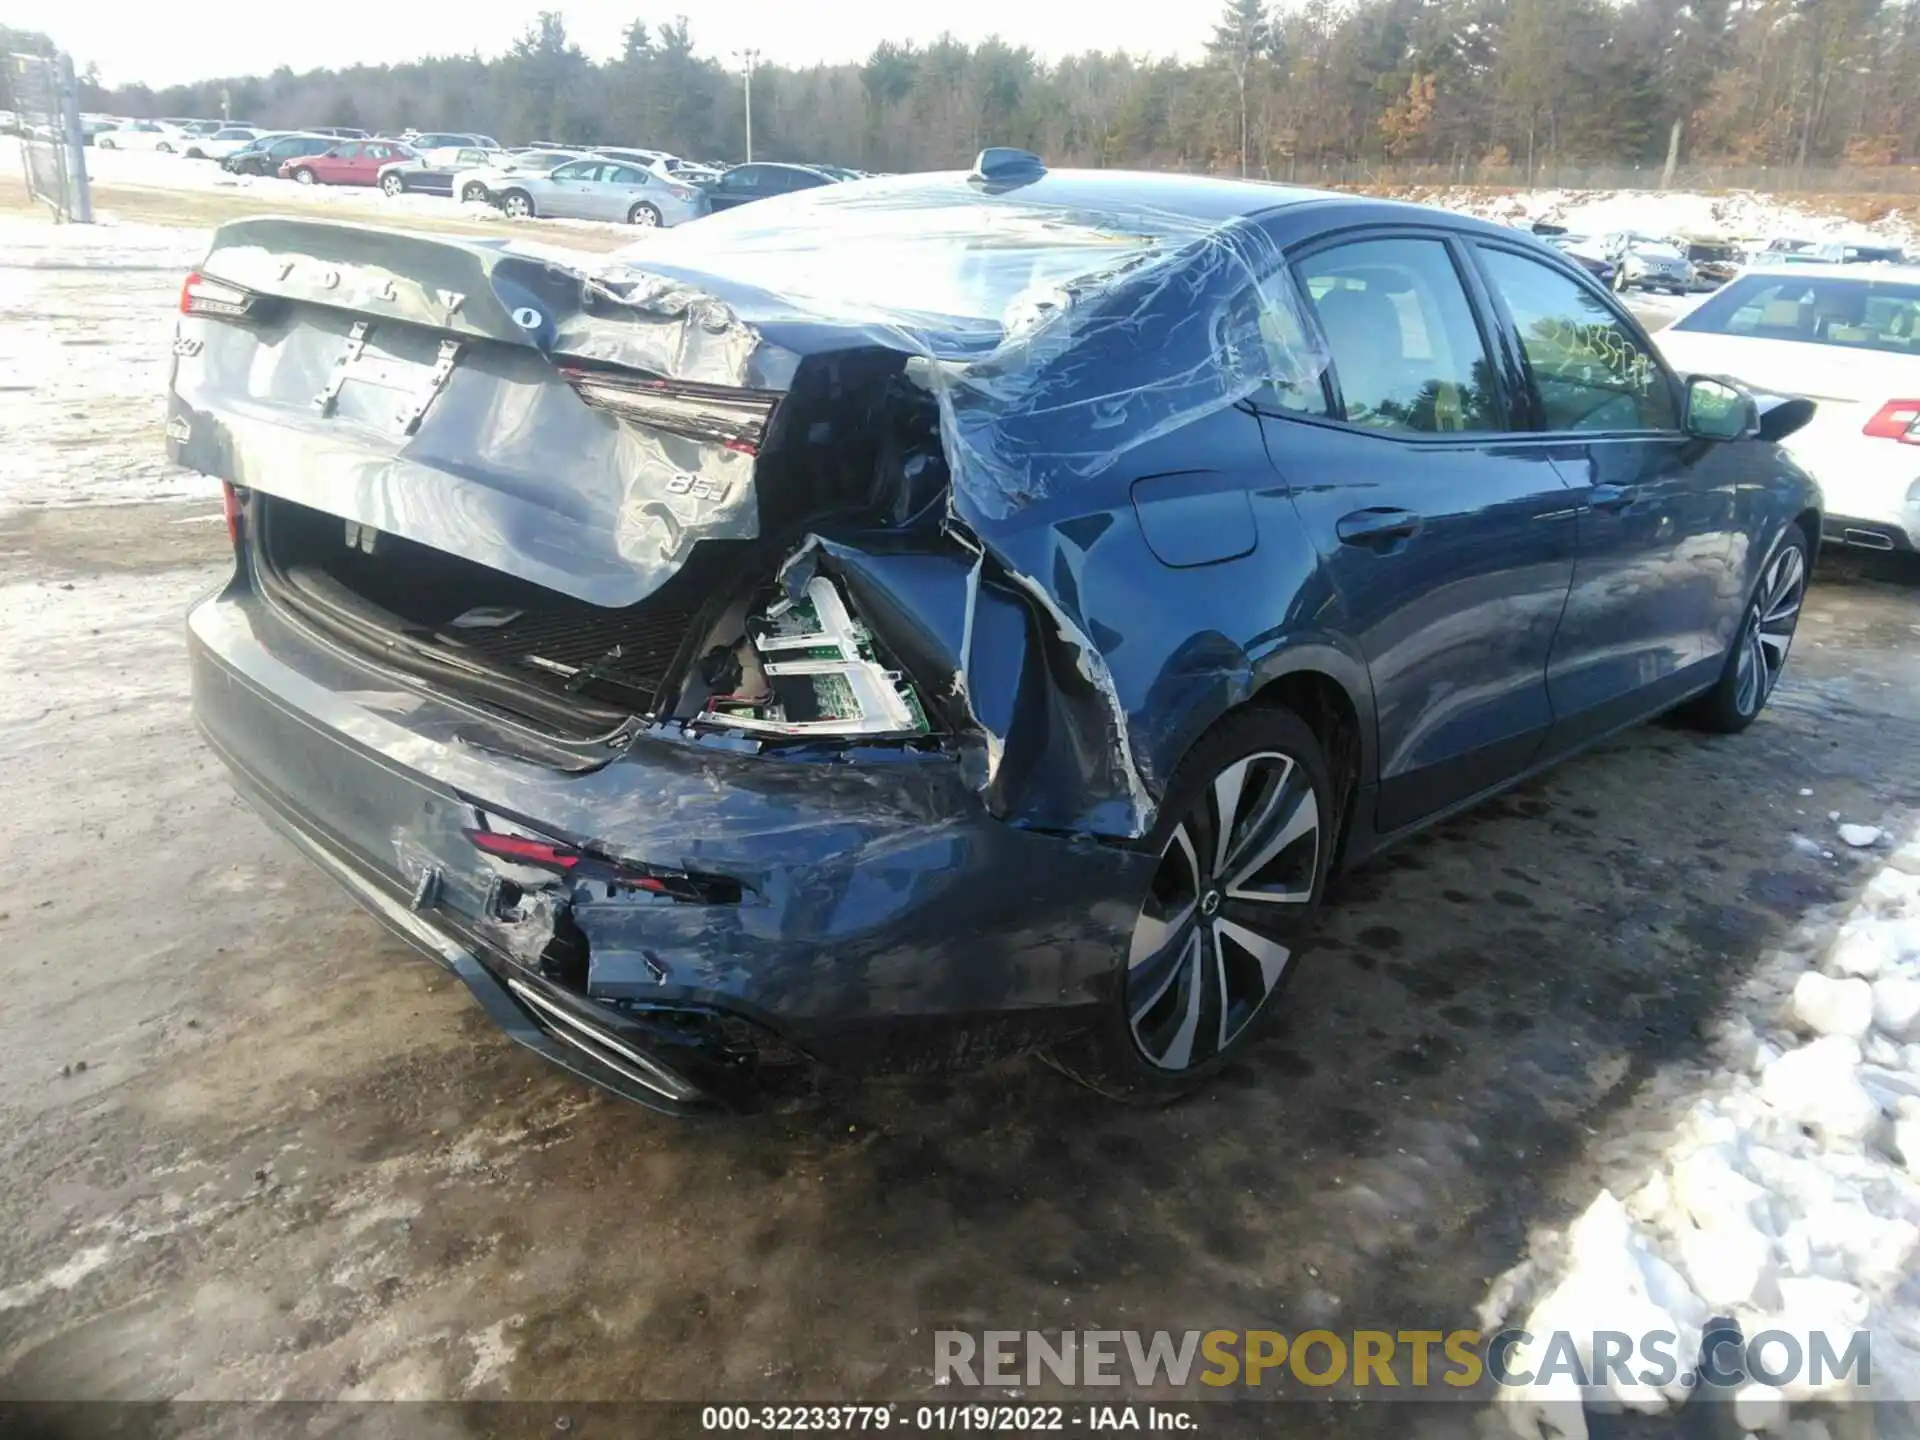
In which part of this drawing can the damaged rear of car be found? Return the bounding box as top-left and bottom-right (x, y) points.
(172, 160), (1344, 1110)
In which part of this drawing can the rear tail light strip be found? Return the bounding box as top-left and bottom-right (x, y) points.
(465, 819), (742, 904)
(1863, 400), (1920, 445)
(221, 481), (246, 548)
(558, 366), (780, 456)
(179, 270), (256, 318)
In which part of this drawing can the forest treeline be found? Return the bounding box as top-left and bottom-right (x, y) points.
(7, 0), (1920, 176)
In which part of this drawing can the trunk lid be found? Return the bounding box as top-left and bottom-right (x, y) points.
(167, 217), (831, 607)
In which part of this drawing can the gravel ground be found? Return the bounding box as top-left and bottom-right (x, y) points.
(2, 201), (1918, 1438)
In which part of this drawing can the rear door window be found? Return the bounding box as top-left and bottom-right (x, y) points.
(1297, 237), (1503, 435)
(1230, 272), (1332, 418)
(1475, 246), (1678, 432)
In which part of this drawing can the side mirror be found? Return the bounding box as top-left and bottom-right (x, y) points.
(1684, 375), (1760, 441)
(1755, 392), (1817, 444)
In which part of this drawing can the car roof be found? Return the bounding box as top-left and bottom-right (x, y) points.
(805, 167), (1341, 224)
(807, 168), (1569, 240)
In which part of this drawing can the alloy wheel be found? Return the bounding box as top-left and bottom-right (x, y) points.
(1733, 543), (1805, 717)
(462, 184), (486, 202)
(1126, 751), (1319, 1073)
(294, 168), (314, 185)
(504, 193), (531, 217)
(630, 203), (660, 227)
(382, 175), (403, 196)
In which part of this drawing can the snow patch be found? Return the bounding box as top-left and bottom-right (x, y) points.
(0, 1243), (117, 1312)
(461, 1316), (520, 1394)
(1488, 814), (1920, 1432)
(1407, 185), (1919, 254)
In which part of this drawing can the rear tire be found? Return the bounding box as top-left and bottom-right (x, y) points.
(156, 141), (173, 154)
(1048, 706), (1335, 1103)
(1685, 525), (1809, 734)
(293, 167), (316, 185)
(461, 182), (488, 202)
(381, 173), (404, 196)
(628, 201), (662, 227)
(97, 136), (115, 149)
(502, 189), (533, 218)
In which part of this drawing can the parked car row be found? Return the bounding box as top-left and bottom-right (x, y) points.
(199, 129), (852, 228)
(1525, 220), (1908, 299)
(67, 115), (872, 230)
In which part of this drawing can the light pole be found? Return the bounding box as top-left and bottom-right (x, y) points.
(732, 47), (759, 162)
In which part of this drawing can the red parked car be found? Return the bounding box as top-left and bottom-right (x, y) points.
(279, 139), (417, 186)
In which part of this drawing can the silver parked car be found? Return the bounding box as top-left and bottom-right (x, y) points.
(1605, 233), (1698, 294)
(450, 150), (584, 205)
(489, 158), (708, 227)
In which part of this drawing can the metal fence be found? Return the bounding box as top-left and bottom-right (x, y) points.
(8, 51), (91, 222)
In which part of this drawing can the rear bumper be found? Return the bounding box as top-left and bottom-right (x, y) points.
(208, 730), (724, 1114)
(187, 580), (1136, 1108)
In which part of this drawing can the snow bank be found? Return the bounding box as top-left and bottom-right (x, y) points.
(1488, 814), (1920, 1439)
(0, 215), (218, 510)
(1391, 185), (1919, 251)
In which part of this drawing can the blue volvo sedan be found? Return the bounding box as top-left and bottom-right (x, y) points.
(166, 150), (1820, 1111)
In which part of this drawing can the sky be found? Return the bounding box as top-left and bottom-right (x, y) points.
(10, 1), (1213, 89)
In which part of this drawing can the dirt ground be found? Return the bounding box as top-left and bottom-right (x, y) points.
(2, 199), (1920, 1437)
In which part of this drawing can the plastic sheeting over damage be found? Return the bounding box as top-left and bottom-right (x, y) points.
(594, 169), (1331, 523)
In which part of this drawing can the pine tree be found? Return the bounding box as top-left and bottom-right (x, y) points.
(1209, 0), (1272, 174)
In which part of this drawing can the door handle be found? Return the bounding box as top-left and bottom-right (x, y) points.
(1588, 483), (1638, 513)
(1336, 507), (1423, 548)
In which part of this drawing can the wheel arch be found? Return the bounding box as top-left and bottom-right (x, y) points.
(1142, 643), (1375, 862)
(1794, 506), (1822, 572)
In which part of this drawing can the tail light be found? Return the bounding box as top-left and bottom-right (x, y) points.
(465, 819), (740, 902)
(467, 828), (595, 876)
(1863, 400), (1920, 444)
(220, 481), (245, 547)
(667, 183), (698, 201)
(559, 367), (779, 456)
(180, 270), (254, 318)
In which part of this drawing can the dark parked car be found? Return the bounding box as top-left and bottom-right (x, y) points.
(1543, 234), (1618, 287)
(700, 161), (837, 211)
(380, 147), (495, 197)
(1681, 237), (1741, 291)
(223, 133), (336, 176)
(168, 152), (1819, 1114)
